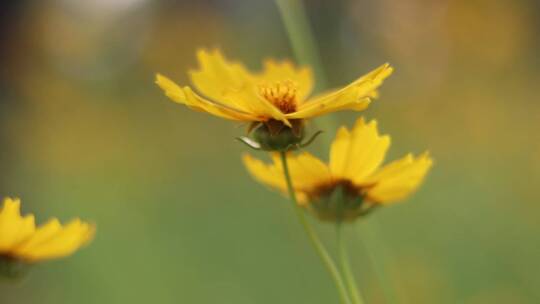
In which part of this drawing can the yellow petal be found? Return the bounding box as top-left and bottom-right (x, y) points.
(0, 198), (35, 252)
(256, 59), (314, 102)
(189, 49), (257, 112)
(14, 218), (95, 262)
(225, 85), (292, 127)
(329, 118), (391, 184)
(274, 152), (332, 191)
(242, 153), (331, 203)
(286, 63), (393, 119)
(187, 50), (292, 126)
(13, 218), (62, 254)
(155, 73), (258, 121)
(243, 154), (286, 192)
(329, 126), (350, 176)
(364, 152), (433, 204)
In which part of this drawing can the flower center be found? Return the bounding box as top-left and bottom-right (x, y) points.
(258, 81), (298, 114)
(309, 179), (360, 200)
(305, 179), (379, 222)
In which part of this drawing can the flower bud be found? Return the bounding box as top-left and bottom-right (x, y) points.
(252, 120), (305, 151)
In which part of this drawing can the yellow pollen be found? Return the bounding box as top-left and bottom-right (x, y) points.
(258, 80), (298, 114)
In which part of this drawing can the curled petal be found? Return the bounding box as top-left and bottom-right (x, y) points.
(155, 73), (257, 121)
(287, 64), (393, 119)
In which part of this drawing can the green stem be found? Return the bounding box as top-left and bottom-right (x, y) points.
(275, 0), (335, 148)
(275, 0), (327, 90)
(275, 2), (396, 303)
(279, 151), (351, 304)
(337, 223), (366, 304)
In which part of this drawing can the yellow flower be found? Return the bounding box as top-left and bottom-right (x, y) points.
(0, 197), (95, 263)
(155, 49), (393, 147)
(243, 117), (433, 221)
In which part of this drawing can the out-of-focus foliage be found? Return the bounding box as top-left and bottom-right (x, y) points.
(0, 0), (539, 303)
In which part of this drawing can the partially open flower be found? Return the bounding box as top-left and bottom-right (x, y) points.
(156, 49), (393, 150)
(243, 117), (433, 222)
(0, 198), (95, 277)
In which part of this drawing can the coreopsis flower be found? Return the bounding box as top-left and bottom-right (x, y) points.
(243, 117), (433, 222)
(156, 49), (393, 150)
(0, 197), (95, 277)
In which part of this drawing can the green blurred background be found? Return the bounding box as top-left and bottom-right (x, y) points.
(1, 0), (539, 303)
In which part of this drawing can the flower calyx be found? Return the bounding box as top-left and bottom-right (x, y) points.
(307, 180), (379, 222)
(0, 255), (29, 280)
(237, 119), (322, 152)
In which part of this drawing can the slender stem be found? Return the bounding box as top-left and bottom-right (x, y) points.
(275, 0), (327, 90)
(337, 223), (366, 304)
(279, 151), (351, 304)
(275, 2), (396, 303)
(275, 0), (335, 148)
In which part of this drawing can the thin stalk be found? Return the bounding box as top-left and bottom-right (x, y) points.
(275, 2), (397, 303)
(279, 151), (351, 304)
(337, 223), (366, 304)
(275, 0), (335, 148)
(275, 0), (327, 90)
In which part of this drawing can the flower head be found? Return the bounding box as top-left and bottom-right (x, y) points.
(243, 117), (433, 222)
(156, 49), (393, 150)
(0, 197), (95, 266)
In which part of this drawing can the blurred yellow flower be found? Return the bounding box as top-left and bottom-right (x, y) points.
(243, 117), (433, 221)
(0, 197), (95, 263)
(155, 49), (392, 129)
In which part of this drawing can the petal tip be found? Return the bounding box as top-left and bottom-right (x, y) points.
(154, 73), (165, 83)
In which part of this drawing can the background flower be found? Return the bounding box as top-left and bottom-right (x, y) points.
(243, 117), (432, 221)
(0, 198), (94, 263)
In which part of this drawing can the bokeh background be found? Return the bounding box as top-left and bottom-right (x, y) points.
(1, 0), (539, 303)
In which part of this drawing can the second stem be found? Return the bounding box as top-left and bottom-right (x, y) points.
(279, 151), (352, 304)
(337, 223), (366, 304)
